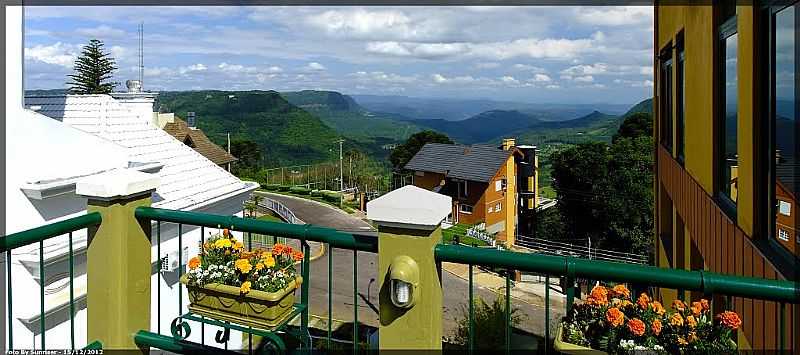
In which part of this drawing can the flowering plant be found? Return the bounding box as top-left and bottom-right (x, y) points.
(185, 229), (304, 295)
(561, 284), (740, 354)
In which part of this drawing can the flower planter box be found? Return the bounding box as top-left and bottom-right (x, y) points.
(180, 274), (302, 329)
(553, 323), (608, 355)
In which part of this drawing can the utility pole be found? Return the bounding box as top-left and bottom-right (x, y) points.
(337, 139), (344, 207)
(226, 132), (231, 172)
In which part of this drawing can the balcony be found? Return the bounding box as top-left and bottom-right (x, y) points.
(1, 176), (797, 354)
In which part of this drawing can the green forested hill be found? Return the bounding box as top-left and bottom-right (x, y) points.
(157, 90), (341, 167)
(280, 90), (423, 142)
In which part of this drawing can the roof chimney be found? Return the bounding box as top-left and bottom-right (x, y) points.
(502, 138), (515, 150)
(187, 112), (196, 128)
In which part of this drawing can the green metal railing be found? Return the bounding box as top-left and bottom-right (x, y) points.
(134, 206), (377, 354)
(434, 244), (799, 353)
(2, 212), (103, 351)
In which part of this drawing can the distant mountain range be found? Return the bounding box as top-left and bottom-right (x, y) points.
(351, 94), (632, 122)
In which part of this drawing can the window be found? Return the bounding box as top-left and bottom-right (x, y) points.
(676, 33), (686, 164)
(766, 2), (798, 255)
(460, 204), (473, 214)
(459, 180), (468, 197)
(495, 180), (502, 191)
(717, 16), (738, 211)
(660, 44), (673, 151)
(495, 203), (502, 212)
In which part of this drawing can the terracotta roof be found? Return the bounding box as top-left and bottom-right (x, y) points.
(163, 117), (238, 166)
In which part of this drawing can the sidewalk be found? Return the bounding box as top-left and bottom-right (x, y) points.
(441, 262), (566, 309)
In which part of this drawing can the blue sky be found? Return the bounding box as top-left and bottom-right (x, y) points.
(23, 6), (654, 105)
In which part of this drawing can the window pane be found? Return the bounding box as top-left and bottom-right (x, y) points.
(721, 33), (738, 203)
(661, 55), (673, 150)
(677, 43), (685, 162)
(774, 5), (797, 254)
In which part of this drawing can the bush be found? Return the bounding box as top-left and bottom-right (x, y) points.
(264, 184), (280, 191)
(310, 190), (322, 197)
(277, 185), (291, 192)
(290, 187), (311, 195)
(323, 192), (342, 203)
(451, 295), (524, 350)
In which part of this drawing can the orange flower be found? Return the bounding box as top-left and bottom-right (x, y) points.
(636, 293), (650, 310)
(292, 250), (304, 262)
(283, 245), (294, 255)
(651, 319), (662, 335)
(672, 299), (686, 312)
(587, 286), (609, 306)
(670, 312), (684, 327)
(188, 256), (201, 270)
(627, 318), (645, 337)
(235, 259), (252, 274)
(688, 331), (699, 343)
(621, 300), (633, 308)
(717, 311), (741, 330)
(272, 244), (284, 255)
(700, 299), (710, 311)
(690, 301), (702, 316)
(605, 307), (625, 327)
(651, 301), (666, 315)
(611, 284), (631, 299)
(686, 315), (697, 329)
(234, 241), (244, 251)
(677, 336), (688, 346)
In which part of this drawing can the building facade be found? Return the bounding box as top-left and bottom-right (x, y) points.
(655, 2), (798, 350)
(404, 139), (538, 245)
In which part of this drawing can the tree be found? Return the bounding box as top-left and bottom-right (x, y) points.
(389, 130), (453, 171)
(613, 112), (653, 143)
(66, 39), (119, 94)
(230, 139), (262, 176)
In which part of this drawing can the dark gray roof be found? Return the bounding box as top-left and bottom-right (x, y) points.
(404, 143), (513, 182)
(776, 160), (798, 197)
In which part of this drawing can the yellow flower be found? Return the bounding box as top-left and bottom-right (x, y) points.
(235, 259), (252, 274)
(264, 255), (275, 268)
(215, 238), (232, 249)
(240, 281), (251, 294)
(255, 262), (264, 271)
(686, 315), (697, 329)
(670, 312), (684, 327)
(234, 241), (244, 251)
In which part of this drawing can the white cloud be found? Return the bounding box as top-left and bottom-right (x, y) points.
(574, 6), (653, 27)
(179, 63), (207, 74)
(218, 62), (257, 73)
(532, 73), (551, 82)
(500, 76), (519, 84)
(512, 64), (547, 73)
(304, 9), (420, 41)
(266, 66), (283, 73)
(302, 62), (326, 71)
(366, 41), (469, 59)
(573, 75), (594, 82)
(475, 62), (500, 69)
(25, 42), (76, 67)
(352, 71), (417, 84)
(75, 25), (126, 39)
(561, 63), (608, 76)
(431, 73), (477, 84)
(639, 66), (653, 75)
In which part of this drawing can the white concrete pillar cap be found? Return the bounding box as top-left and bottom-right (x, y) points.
(76, 168), (160, 199)
(367, 185), (452, 230)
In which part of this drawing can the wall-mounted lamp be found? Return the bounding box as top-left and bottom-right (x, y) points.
(389, 255), (419, 308)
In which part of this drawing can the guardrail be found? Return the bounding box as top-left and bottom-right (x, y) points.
(257, 197), (303, 225)
(2, 212), (103, 351)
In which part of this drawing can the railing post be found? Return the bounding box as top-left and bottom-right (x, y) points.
(77, 170), (160, 351)
(367, 185), (452, 350)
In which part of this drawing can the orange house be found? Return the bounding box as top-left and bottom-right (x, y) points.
(404, 139), (537, 245)
(776, 163), (797, 255)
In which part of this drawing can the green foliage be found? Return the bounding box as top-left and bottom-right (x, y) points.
(613, 112), (653, 143)
(289, 186), (311, 195)
(263, 184), (280, 191)
(452, 295), (525, 349)
(546, 111), (654, 256)
(389, 130), (454, 171)
(230, 139), (262, 175)
(157, 90), (341, 167)
(66, 39), (118, 94)
(322, 191), (342, 203)
(277, 185), (291, 192)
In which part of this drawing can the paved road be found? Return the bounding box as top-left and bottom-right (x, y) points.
(255, 192), (561, 341)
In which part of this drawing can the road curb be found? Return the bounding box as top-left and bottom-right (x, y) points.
(441, 262), (556, 307)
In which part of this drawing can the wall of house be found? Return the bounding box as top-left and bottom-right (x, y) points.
(411, 171), (445, 191)
(656, 5), (794, 350)
(775, 183), (796, 255)
(454, 180), (487, 226)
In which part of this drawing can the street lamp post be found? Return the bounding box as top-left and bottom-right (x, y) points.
(338, 139), (344, 208)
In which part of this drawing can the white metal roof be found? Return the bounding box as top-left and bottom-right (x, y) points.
(25, 94), (258, 211)
(367, 185), (452, 230)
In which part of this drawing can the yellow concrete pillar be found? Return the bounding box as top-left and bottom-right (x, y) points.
(367, 185), (451, 350)
(77, 170), (160, 351)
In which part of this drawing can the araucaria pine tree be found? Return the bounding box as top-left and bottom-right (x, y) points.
(66, 39), (119, 94)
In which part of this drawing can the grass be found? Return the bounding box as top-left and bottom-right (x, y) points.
(442, 223), (491, 247)
(257, 214), (284, 223)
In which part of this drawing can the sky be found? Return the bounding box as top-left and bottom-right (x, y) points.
(23, 6), (654, 105)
